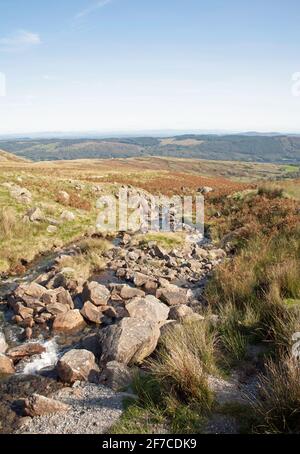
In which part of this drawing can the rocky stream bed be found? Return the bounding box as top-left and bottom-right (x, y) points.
(0, 227), (233, 434)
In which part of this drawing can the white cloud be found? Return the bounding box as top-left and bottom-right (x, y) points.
(74, 0), (112, 20)
(0, 30), (41, 52)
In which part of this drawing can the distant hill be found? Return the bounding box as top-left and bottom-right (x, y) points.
(0, 149), (28, 162)
(1, 134), (300, 164)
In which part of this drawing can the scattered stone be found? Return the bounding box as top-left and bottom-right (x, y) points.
(81, 301), (105, 324)
(46, 303), (69, 316)
(57, 349), (99, 384)
(156, 284), (188, 306)
(25, 207), (43, 222)
(52, 309), (86, 333)
(152, 244), (168, 259)
(99, 317), (161, 365)
(0, 353), (15, 374)
(168, 304), (194, 320)
(25, 327), (33, 340)
(23, 394), (70, 417)
(126, 295), (169, 324)
(133, 272), (152, 287)
(7, 343), (46, 362)
(82, 282), (110, 306)
(60, 210), (76, 222)
(99, 361), (135, 391)
(119, 285), (145, 300)
(58, 191), (70, 203)
(47, 225), (58, 234)
(198, 186), (213, 194)
(14, 282), (46, 304)
(9, 185), (32, 204)
(0, 332), (8, 353)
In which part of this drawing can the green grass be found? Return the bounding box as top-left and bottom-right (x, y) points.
(110, 374), (207, 434)
(137, 232), (186, 250)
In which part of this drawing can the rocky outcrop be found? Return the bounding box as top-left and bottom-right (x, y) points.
(23, 394), (70, 417)
(99, 317), (161, 365)
(57, 349), (99, 383)
(52, 309), (86, 333)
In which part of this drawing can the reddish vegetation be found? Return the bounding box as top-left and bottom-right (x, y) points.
(101, 172), (250, 196)
(56, 191), (92, 211)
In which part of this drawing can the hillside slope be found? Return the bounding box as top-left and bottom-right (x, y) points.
(0, 149), (28, 162)
(1, 135), (300, 164)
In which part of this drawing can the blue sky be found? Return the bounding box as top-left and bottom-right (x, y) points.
(0, 0), (300, 134)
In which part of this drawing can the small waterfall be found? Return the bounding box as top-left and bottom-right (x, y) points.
(21, 338), (59, 375)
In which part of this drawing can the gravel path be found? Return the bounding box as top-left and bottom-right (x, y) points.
(16, 383), (124, 434)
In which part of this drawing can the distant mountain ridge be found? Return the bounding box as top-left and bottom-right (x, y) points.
(1, 134), (300, 164)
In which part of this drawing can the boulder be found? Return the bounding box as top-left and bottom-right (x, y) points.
(56, 289), (74, 308)
(133, 272), (152, 287)
(156, 284), (188, 306)
(25, 207), (43, 222)
(152, 244), (168, 259)
(0, 332), (8, 353)
(9, 185), (32, 204)
(46, 302), (69, 316)
(60, 210), (76, 222)
(58, 191), (70, 203)
(80, 333), (101, 358)
(120, 285), (145, 300)
(168, 304), (194, 320)
(7, 343), (46, 362)
(12, 302), (34, 319)
(99, 317), (161, 365)
(0, 353), (15, 374)
(52, 309), (86, 333)
(14, 282), (46, 304)
(126, 295), (169, 324)
(198, 186), (213, 194)
(82, 281), (110, 306)
(81, 301), (105, 324)
(23, 394), (70, 417)
(57, 349), (99, 383)
(47, 225), (58, 234)
(99, 361), (135, 391)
